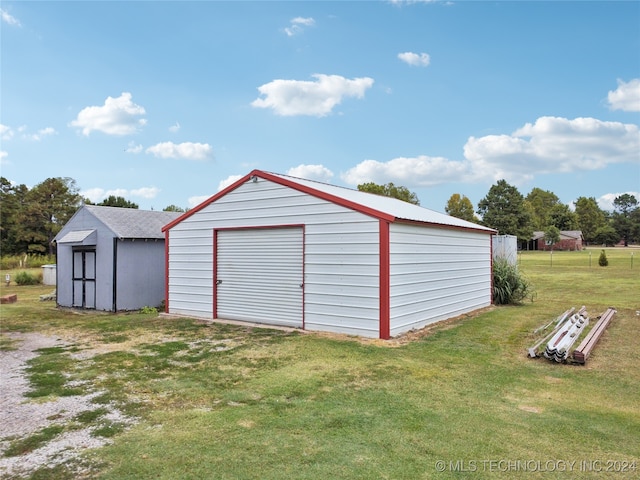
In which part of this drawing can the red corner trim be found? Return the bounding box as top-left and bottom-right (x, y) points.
(379, 219), (390, 340)
(164, 230), (170, 313)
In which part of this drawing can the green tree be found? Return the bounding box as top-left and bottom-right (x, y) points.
(357, 182), (419, 205)
(98, 195), (139, 208)
(611, 193), (639, 247)
(525, 188), (560, 230)
(594, 224), (620, 246)
(0, 178), (30, 255)
(548, 203), (579, 231)
(574, 196), (606, 245)
(445, 193), (479, 223)
(477, 179), (533, 241)
(163, 205), (186, 213)
(544, 225), (561, 251)
(15, 177), (82, 254)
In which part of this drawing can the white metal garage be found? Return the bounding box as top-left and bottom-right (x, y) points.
(162, 170), (496, 339)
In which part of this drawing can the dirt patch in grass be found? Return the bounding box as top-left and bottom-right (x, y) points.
(0, 332), (136, 479)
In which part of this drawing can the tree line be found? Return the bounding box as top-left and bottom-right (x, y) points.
(1, 176), (638, 256)
(0, 177), (185, 256)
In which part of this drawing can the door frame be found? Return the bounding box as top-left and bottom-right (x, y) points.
(72, 247), (97, 309)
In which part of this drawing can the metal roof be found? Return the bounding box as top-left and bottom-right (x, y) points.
(164, 170), (496, 234)
(266, 171), (496, 233)
(56, 229), (97, 245)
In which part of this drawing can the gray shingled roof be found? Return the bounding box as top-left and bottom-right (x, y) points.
(85, 205), (181, 239)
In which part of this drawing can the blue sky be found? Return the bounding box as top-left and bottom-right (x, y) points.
(1, 1), (639, 214)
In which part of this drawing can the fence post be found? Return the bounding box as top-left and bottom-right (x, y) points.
(589, 251), (592, 269)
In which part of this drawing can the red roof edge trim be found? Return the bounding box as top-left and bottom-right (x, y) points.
(162, 172), (255, 232)
(256, 170), (396, 222)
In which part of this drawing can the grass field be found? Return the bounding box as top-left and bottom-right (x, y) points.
(1, 247), (639, 479)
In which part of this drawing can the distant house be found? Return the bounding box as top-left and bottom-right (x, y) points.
(53, 206), (181, 311)
(523, 230), (584, 251)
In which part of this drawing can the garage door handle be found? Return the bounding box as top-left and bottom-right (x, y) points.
(216, 280), (222, 285)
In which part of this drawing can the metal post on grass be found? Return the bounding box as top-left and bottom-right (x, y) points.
(589, 251), (592, 269)
(550, 250), (553, 268)
(632, 252), (634, 269)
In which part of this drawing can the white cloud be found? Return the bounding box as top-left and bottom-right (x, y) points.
(1, 8), (21, 26)
(597, 191), (640, 211)
(343, 116), (640, 189)
(169, 122), (181, 133)
(0, 150), (8, 165)
(342, 155), (470, 187)
(218, 175), (244, 192)
(24, 127), (57, 141)
(125, 141), (143, 154)
(0, 124), (14, 140)
(145, 141), (212, 160)
(463, 116), (640, 184)
(251, 74), (374, 117)
(81, 186), (159, 203)
(284, 17), (315, 36)
(130, 187), (160, 199)
(188, 195), (212, 208)
(70, 92), (147, 136)
(608, 78), (640, 112)
(287, 164), (334, 183)
(398, 52), (431, 67)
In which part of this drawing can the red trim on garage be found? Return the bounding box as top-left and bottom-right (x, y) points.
(162, 170), (396, 232)
(379, 219), (390, 340)
(212, 229), (219, 319)
(164, 230), (170, 313)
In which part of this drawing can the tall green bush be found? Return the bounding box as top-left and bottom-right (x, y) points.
(598, 249), (609, 267)
(493, 258), (533, 305)
(14, 271), (42, 285)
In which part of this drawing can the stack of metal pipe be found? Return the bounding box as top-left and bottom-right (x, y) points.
(543, 311), (589, 362)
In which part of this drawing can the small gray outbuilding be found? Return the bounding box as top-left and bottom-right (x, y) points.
(53, 205), (180, 311)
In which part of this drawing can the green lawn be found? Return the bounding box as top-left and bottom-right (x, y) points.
(1, 247), (639, 479)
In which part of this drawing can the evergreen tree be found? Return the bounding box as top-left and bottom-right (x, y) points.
(477, 179), (533, 241)
(611, 193), (639, 246)
(15, 177), (82, 254)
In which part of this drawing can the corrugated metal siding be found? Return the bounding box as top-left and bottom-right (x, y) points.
(167, 179), (381, 337)
(389, 223), (492, 336)
(216, 227), (303, 327)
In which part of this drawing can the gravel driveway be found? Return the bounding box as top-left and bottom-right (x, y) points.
(0, 332), (133, 478)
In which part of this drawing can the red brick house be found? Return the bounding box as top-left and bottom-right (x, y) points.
(529, 230), (584, 251)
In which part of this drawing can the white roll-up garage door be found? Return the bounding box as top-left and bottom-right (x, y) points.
(215, 226), (304, 328)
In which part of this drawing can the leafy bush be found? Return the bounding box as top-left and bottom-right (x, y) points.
(493, 258), (533, 305)
(598, 249), (609, 267)
(139, 306), (158, 314)
(14, 271), (42, 285)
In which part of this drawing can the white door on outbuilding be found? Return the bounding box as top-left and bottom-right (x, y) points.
(215, 226), (304, 328)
